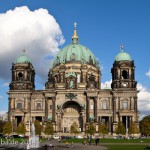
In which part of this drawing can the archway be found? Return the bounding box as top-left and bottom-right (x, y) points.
(62, 101), (82, 133)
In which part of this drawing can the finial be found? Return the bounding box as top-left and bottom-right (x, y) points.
(74, 22), (77, 29)
(120, 45), (124, 52)
(72, 22), (78, 44)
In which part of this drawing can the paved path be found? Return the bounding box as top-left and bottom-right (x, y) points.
(40, 139), (108, 150)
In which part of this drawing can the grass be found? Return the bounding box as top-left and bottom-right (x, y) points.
(62, 138), (150, 143)
(106, 145), (147, 150)
(61, 138), (150, 150)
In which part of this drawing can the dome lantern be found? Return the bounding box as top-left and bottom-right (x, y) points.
(72, 22), (78, 44)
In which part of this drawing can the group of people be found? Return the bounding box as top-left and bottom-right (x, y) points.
(84, 135), (100, 146)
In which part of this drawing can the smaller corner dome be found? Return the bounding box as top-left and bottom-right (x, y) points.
(115, 51), (132, 62)
(16, 53), (31, 64)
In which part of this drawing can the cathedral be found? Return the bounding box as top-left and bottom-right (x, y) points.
(8, 24), (139, 135)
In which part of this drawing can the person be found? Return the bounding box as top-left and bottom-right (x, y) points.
(66, 141), (69, 147)
(71, 141), (74, 148)
(83, 138), (87, 145)
(95, 136), (99, 146)
(89, 135), (92, 145)
(44, 144), (48, 150)
(26, 142), (30, 149)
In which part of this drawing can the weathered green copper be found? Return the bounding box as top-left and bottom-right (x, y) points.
(16, 54), (31, 63)
(115, 51), (132, 61)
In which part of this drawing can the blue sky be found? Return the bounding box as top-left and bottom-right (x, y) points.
(0, 0), (150, 119)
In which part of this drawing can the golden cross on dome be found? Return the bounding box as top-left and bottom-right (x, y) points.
(22, 50), (26, 55)
(120, 45), (124, 52)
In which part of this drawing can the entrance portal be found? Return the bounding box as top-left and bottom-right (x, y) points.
(62, 101), (82, 133)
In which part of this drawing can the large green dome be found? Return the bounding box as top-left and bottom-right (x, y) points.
(115, 51), (132, 62)
(52, 27), (99, 68)
(16, 52), (31, 64)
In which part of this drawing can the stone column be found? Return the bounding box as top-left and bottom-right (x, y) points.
(113, 97), (117, 122)
(45, 97), (48, 121)
(8, 98), (11, 121)
(14, 98), (16, 109)
(86, 97), (90, 122)
(52, 97), (56, 122)
(120, 115), (122, 121)
(109, 116), (112, 133)
(57, 112), (61, 132)
(94, 97), (97, 122)
(134, 97), (138, 122)
(81, 111), (86, 132)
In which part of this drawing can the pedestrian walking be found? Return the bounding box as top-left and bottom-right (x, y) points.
(89, 135), (92, 145)
(95, 136), (99, 146)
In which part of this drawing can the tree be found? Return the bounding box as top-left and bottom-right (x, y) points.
(16, 122), (26, 135)
(115, 121), (126, 135)
(44, 122), (54, 135)
(85, 122), (96, 135)
(128, 121), (139, 135)
(98, 123), (108, 138)
(12, 119), (17, 133)
(34, 120), (42, 136)
(3, 121), (12, 135)
(0, 120), (6, 133)
(70, 121), (79, 135)
(140, 115), (150, 136)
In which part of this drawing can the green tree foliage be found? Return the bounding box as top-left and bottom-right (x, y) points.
(16, 122), (26, 135)
(34, 120), (42, 135)
(12, 119), (17, 133)
(44, 122), (54, 135)
(70, 121), (79, 135)
(115, 121), (126, 135)
(3, 121), (12, 135)
(86, 122), (96, 135)
(140, 115), (150, 136)
(98, 123), (108, 137)
(128, 121), (139, 135)
(0, 121), (6, 133)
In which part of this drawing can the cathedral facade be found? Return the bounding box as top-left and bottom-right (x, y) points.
(8, 25), (139, 134)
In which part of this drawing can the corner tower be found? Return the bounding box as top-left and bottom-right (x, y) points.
(111, 46), (137, 90)
(111, 46), (139, 134)
(9, 50), (35, 90)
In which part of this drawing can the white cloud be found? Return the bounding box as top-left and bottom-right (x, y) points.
(0, 111), (7, 115)
(146, 69), (150, 78)
(137, 83), (150, 119)
(101, 80), (112, 89)
(2, 83), (9, 86)
(0, 96), (2, 100)
(0, 6), (65, 82)
(101, 81), (150, 120)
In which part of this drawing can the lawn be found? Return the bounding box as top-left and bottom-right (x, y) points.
(106, 145), (148, 150)
(61, 138), (150, 150)
(62, 138), (150, 143)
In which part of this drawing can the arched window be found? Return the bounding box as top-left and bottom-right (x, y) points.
(36, 103), (41, 110)
(102, 101), (107, 109)
(122, 101), (128, 109)
(89, 55), (93, 64)
(18, 72), (24, 81)
(17, 103), (22, 109)
(122, 70), (128, 79)
(56, 56), (60, 65)
(70, 53), (76, 61)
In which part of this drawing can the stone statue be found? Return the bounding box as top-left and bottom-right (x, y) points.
(70, 80), (74, 89)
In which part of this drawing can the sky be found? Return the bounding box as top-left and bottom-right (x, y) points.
(0, 0), (150, 120)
